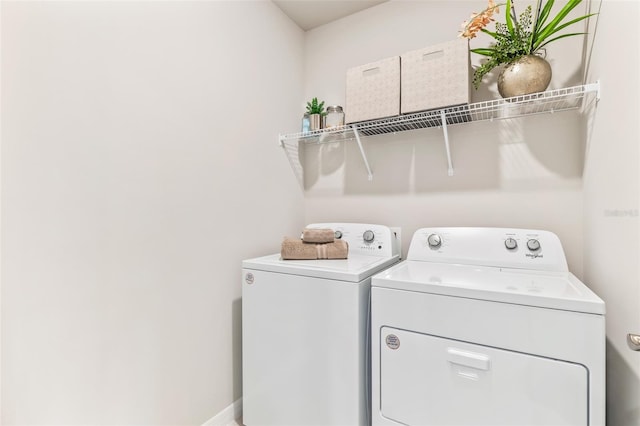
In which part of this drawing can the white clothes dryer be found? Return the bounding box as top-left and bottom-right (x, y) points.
(243, 223), (400, 426)
(371, 227), (605, 426)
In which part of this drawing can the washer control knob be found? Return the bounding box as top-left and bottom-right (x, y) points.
(505, 238), (518, 250)
(427, 233), (442, 249)
(334, 230), (342, 239)
(527, 239), (541, 251)
(363, 230), (375, 243)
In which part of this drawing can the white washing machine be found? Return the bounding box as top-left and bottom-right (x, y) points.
(242, 223), (401, 426)
(371, 227), (605, 426)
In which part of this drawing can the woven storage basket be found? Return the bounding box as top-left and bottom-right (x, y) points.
(345, 56), (400, 124)
(401, 39), (471, 114)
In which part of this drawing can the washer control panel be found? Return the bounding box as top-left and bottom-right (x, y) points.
(306, 223), (400, 258)
(407, 227), (568, 272)
(427, 234), (442, 249)
(363, 230), (376, 243)
(504, 237), (518, 250)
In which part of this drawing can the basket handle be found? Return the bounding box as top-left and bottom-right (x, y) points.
(362, 67), (381, 77)
(422, 49), (444, 61)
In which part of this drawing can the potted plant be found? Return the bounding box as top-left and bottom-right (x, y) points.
(460, 0), (596, 97)
(306, 97), (326, 130)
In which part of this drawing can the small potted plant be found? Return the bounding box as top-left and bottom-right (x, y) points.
(460, 0), (596, 97)
(306, 97), (326, 130)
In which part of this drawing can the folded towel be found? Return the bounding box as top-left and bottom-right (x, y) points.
(301, 228), (335, 244)
(281, 237), (349, 260)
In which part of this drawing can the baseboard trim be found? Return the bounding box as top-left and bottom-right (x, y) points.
(203, 398), (242, 426)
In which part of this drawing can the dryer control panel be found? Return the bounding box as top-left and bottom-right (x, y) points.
(306, 223), (400, 258)
(407, 227), (568, 272)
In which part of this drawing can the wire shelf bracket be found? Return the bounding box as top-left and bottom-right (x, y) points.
(352, 124), (373, 181)
(440, 110), (454, 176)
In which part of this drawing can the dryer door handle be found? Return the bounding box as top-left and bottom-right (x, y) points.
(628, 333), (640, 351)
(447, 348), (491, 370)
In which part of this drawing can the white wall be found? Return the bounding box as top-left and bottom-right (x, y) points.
(302, 0), (587, 273)
(1, 1), (304, 424)
(583, 1), (640, 425)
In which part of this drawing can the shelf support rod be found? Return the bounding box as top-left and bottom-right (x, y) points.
(352, 124), (373, 181)
(440, 110), (454, 176)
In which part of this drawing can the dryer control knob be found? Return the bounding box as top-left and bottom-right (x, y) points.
(505, 238), (518, 250)
(334, 230), (342, 239)
(527, 239), (541, 251)
(427, 233), (442, 249)
(363, 230), (375, 243)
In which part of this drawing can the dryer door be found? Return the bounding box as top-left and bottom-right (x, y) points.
(379, 327), (588, 426)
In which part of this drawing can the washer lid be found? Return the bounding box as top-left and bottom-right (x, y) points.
(372, 261), (605, 315)
(243, 253), (401, 282)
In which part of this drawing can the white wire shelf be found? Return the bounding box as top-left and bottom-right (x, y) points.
(279, 82), (600, 180)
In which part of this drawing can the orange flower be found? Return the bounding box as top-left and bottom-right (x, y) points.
(459, 0), (500, 39)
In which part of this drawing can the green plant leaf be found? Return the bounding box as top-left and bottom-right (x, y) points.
(534, 14), (593, 51)
(471, 47), (497, 56)
(480, 28), (498, 39)
(534, 0), (555, 34)
(505, 0), (515, 37)
(535, 0), (584, 49)
(528, 0), (542, 52)
(537, 32), (586, 51)
(543, 13), (595, 37)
